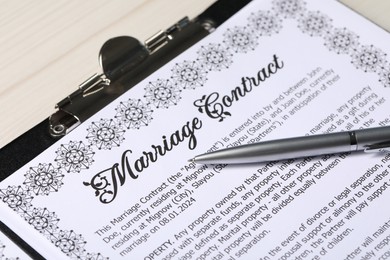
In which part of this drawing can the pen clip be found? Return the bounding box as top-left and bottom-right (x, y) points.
(364, 141), (390, 153)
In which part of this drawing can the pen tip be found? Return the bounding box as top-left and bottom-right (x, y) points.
(188, 158), (195, 163)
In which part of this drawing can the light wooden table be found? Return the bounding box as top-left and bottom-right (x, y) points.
(0, 0), (389, 148)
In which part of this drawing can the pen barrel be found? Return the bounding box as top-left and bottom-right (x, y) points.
(354, 126), (390, 150)
(195, 126), (390, 164)
(199, 133), (351, 164)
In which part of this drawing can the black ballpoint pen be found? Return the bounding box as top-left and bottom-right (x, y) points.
(190, 126), (390, 164)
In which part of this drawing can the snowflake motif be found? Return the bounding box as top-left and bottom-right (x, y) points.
(23, 207), (59, 236)
(378, 66), (390, 87)
(23, 163), (64, 196)
(115, 99), (153, 129)
(50, 230), (86, 257)
(0, 186), (32, 213)
(83, 252), (109, 260)
(144, 79), (182, 108)
(197, 43), (233, 71)
(248, 10), (283, 36)
(171, 60), (208, 89)
(86, 119), (125, 150)
(272, 0), (306, 19)
(351, 45), (387, 72)
(324, 27), (359, 54)
(223, 26), (258, 53)
(54, 141), (95, 173)
(297, 11), (332, 37)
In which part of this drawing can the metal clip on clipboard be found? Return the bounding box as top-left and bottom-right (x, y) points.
(48, 0), (253, 137)
(49, 17), (210, 137)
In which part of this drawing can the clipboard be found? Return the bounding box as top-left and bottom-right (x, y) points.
(0, 0), (251, 258)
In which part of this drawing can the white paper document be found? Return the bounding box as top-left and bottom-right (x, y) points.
(1, 0), (390, 259)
